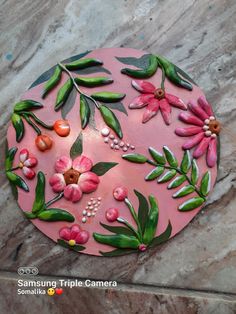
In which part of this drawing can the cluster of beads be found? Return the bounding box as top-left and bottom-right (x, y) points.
(203, 116), (221, 138)
(81, 197), (102, 223)
(101, 127), (135, 152)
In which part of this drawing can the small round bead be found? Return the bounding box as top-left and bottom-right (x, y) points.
(113, 139), (118, 144)
(209, 116), (215, 121)
(104, 137), (109, 143)
(119, 141), (125, 147)
(109, 134), (115, 139)
(88, 201), (91, 206)
(110, 143), (114, 149)
(205, 130), (212, 136)
(97, 201), (101, 205)
(89, 205), (94, 210)
(87, 212), (91, 217)
(86, 206), (89, 209)
(90, 198), (94, 201)
(115, 145), (119, 150)
(82, 210), (87, 216)
(82, 217), (87, 223)
(131, 145), (135, 150)
(91, 213), (95, 216)
(94, 208), (98, 212)
(123, 147), (128, 152)
(211, 133), (217, 138)
(203, 125), (209, 131)
(126, 143), (130, 147)
(98, 197), (102, 201)
(92, 200), (96, 205)
(101, 127), (110, 137)
(204, 119), (210, 125)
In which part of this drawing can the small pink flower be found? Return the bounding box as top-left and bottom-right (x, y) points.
(175, 96), (220, 167)
(113, 186), (128, 201)
(18, 149), (38, 179)
(130, 80), (187, 125)
(49, 155), (100, 203)
(138, 244), (147, 252)
(105, 208), (119, 222)
(59, 224), (89, 245)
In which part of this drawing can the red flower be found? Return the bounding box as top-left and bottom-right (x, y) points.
(59, 224), (89, 245)
(130, 80), (187, 125)
(175, 96), (220, 167)
(19, 149), (38, 179)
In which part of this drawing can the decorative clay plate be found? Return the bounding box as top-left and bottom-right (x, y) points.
(5, 48), (220, 256)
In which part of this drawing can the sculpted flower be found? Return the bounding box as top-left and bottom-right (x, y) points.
(175, 96), (220, 167)
(59, 224), (89, 245)
(130, 80), (187, 125)
(49, 155), (100, 203)
(18, 149), (38, 179)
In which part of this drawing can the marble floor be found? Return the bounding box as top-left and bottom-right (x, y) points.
(0, 0), (236, 313)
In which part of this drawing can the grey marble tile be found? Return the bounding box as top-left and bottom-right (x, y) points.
(0, 0), (236, 303)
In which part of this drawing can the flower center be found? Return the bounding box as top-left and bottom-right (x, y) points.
(19, 162), (24, 169)
(64, 169), (80, 185)
(208, 120), (221, 135)
(68, 239), (76, 246)
(154, 88), (165, 100)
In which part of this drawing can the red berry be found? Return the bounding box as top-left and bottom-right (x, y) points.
(53, 120), (70, 137)
(35, 134), (53, 152)
(105, 208), (119, 222)
(113, 186), (128, 201)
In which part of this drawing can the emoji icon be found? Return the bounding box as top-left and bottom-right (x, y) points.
(55, 288), (63, 295)
(47, 288), (55, 296)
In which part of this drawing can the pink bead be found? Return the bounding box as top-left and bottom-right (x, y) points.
(105, 208), (119, 222)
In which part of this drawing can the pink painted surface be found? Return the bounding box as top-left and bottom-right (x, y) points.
(6, 48), (218, 256)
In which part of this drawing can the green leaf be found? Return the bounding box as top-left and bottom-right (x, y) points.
(99, 105), (123, 139)
(37, 209), (75, 222)
(148, 147), (166, 165)
(70, 132), (83, 159)
(55, 78), (73, 111)
(149, 221), (172, 248)
(163, 146), (178, 167)
(180, 150), (191, 173)
(100, 223), (135, 236)
(5, 147), (18, 171)
(93, 233), (140, 249)
(122, 153), (147, 163)
(32, 172), (45, 214)
(10, 181), (18, 201)
(80, 94), (91, 129)
(91, 162), (118, 176)
(42, 65), (62, 98)
(57, 239), (85, 252)
(143, 195), (159, 245)
(6, 171), (29, 192)
(74, 76), (113, 87)
(61, 87), (77, 119)
(104, 102), (128, 116)
(92, 92), (126, 103)
(200, 171), (211, 196)
(145, 166), (165, 181)
(178, 197), (205, 211)
(14, 100), (43, 112)
(11, 113), (24, 142)
(74, 66), (111, 75)
(168, 175), (186, 189)
(191, 159), (199, 185)
(158, 170), (177, 183)
(120, 55), (158, 78)
(134, 190), (149, 235)
(175, 65), (197, 85)
(100, 248), (137, 257)
(173, 185), (195, 198)
(24, 212), (37, 219)
(116, 54), (152, 69)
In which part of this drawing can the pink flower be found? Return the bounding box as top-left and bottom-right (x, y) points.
(59, 224), (89, 245)
(18, 149), (38, 179)
(105, 208), (119, 222)
(130, 80), (187, 125)
(49, 155), (100, 203)
(175, 96), (220, 167)
(113, 186), (128, 201)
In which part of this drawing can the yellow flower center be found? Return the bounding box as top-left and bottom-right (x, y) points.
(68, 239), (76, 246)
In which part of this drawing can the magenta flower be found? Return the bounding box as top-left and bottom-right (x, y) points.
(175, 96), (221, 167)
(59, 224), (89, 245)
(49, 155), (100, 203)
(130, 80), (187, 125)
(19, 149), (38, 179)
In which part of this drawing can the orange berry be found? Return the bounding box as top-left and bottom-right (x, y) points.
(53, 120), (70, 137)
(35, 134), (53, 152)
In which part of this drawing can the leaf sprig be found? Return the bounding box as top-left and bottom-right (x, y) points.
(122, 146), (211, 212)
(93, 190), (172, 256)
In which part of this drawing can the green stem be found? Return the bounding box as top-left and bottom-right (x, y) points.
(22, 114), (41, 135)
(20, 111), (53, 130)
(45, 192), (64, 208)
(9, 166), (20, 171)
(117, 217), (142, 242)
(146, 160), (206, 200)
(159, 62), (166, 90)
(58, 62), (100, 109)
(124, 198), (143, 241)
